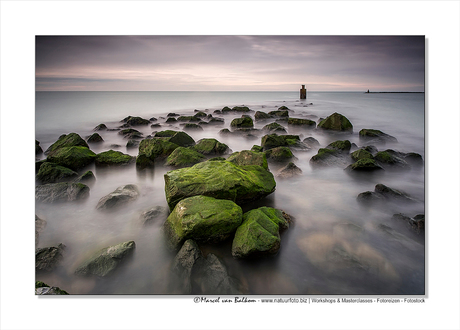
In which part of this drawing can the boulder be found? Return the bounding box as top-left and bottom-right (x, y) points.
(95, 150), (135, 166)
(155, 130), (195, 147)
(136, 138), (179, 166)
(254, 111), (271, 120)
(165, 147), (206, 167)
(261, 134), (301, 151)
(230, 117), (254, 129)
(192, 138), (229, 155)
(357, 184), (416, 206)
(35, 215), (47, 248)
(208, 117), (225, 125)
(166, 117), (177, 123)
(264, 146), (295, 162)
(35, 281), (69, 295)
(303, 137), (320, 148)
(222, 106), (252, 113)
(96, 184), (139, 210)
(318, 112), (353, 131)
(251, 145), (264, 152)
(36, 243), (65, 272)
(183, 123), (204, 131)
(310, 148), (349, 168)
(351, 148), (374, 162)
(35, 182), (90, 203)
(139, 206), (169, 226)
(232, 207), (289, 258)
(262, 122), (287, 133)
(357, 191), (387, 206)
(177, 115), (201, 122)
(268, 110), (289, 118)
(36, 140), (43, 155)
(126, 139), (140, 149)
(87, 133), (104, 143)
(359, 129), (397, 143)
(374, 150), (411, 170)
(193, 253), (239, 294)
(74, 170), (96, 185)
(227, 150), (268, 170)
(164, 195), (243, 249)
(46, 146), (96, 171)
(326, 140), (351, 153)
(164, 160), (276, 210)
(126, 116), (150, 126)
(36, 162), (79, 184)
(346, 158), (384, 172)
(276, 162), (302, 179)
(287, 117), (316, 128)
(171, 239), (203, 293)
(74, 241), (136, 277)
(403, 152), (424, 167)
(93, 123), (107, 131)
(118, 128), (143, 139)
(44, 133), (89, 156)
(374, 183), (414, 201)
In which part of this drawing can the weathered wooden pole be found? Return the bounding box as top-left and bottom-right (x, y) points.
(300, 85), (307, 99)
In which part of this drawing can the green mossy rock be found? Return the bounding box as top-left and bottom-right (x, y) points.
(126, 116), (150, 126)
(264, 146), (295, 162)
(359, 129), (397, 142)
(94, 123), (107, 131)
(183, 123), (204, 131)
(75, 241), (136, 277)
(164, 195), (243, 249)
(318, 112), (353, 131)
(251, 145), (263, 152)
(263, 122), (287, 133)
(278, 106), (290, 111)
(375, 150), (410, 169)
(287, 117), (316, 128)
(326, 140), (351, 153)
(75, 170), (96, 184)
(261, 134), (301, 151)
(351, 149), (374, 161)
(87, 133), (104, 143)
(35, 281), (69, 295)
(227, 150), (268, 170)
(192, 138), (229, 155)
(268, 110), (289, 117)
(165, 147), (206, 167)
(231, 106), (251, 113)
(168, 131), (195, 147)
(95, 150), (135, 166)
(346, 158), (384, 172)
(137, 138), (180, 165)
(232, 207), (289, 259)
(255, 111), (271, 120)
(46, 146), (96, 171)
(230, 117), (254, 128)
(36, 243), (66, 272)
(154, 130), (177, 138)
(164, 161), (276, 210)
(44, 133), (89, 156)
(36, 162), (78, 184)
(35, 182), (90, 203)
(118, 128), (142, 138)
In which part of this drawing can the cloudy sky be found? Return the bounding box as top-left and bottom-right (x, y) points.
(35, 35), (425, 92)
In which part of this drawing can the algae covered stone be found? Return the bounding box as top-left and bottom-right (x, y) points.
(44, 133), (89, 156)
(230, 117), (254, 128)
(164, 160), (276, 209)
(137, 138), (179, 166)
(287, 117), (316, 128)
(75, 240), (135, 277)
(36, 162), (79, 184)
(164, 195), (243, 249)
(346, 158), (384, 172)
(35, 182), (90, 203)
(227, 150), (268, 170)
(359, 129), (397, 143)
(165, 147), (206, 167)
(264, 146), (295, 162)
(318, 112), (353, 131)
(95, 150), (135, 166)
(46, 146), (96, 171)
(232, 207), (289, 259)
(192, 138), (229, 155)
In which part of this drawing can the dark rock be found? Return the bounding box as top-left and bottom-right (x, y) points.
(265, 146), (295, 162)
(136, 138), (179, 167)
(230, 117), (254, 129)
(375, 150), (411, 170)
(351, 148), (374, 162)
(126, 116), (150, 126)
(326, 140), (351, 153)
(278, 106), (290, 111)
(35, 215), (47, 248)
(126, 139), (140, 149)
(303, 137), (320, 148)
(193, 253), (239, 294)
(94, 123), (107, 131)
(207, 117), (225, 125)
(165, 147), (206, 167)
(44, 133), (89, 156)
(35, 281), (69, 295)
(87, 133), (104, 143)
(35, 182), (90, 203)
(276, 162), (302, 179)
(171, 239), (202, 293)
(403, 152), (424, 167)
(261, 133), (301, 151)
(287, 117), (316, 128)
(318, 112), (353, 131)
(36, 243), (65, 272)
(155, 130), (195, 147)
(263, 122), (287, 133)
(359, 129), (397, 143)
(95, 150), (135, 166)
(75, 241), (136, 277)
(183, 123), (204, 131)
(118, 128), (143, 139)
(346, 158), (384, 172)
(74, 170), (96, 184)
(363, 145), (379, 155)
(194, 111), (207, 118)
(149, 117), (157, 122)
(192, 138), (229, 155)
(150, 123), (161, 129)
(268, 110), (289, 118)
(96, 184), (139, 210)
(164, 195), (243, 249)
(36, 140), (43, 155)
(167, 113), (180, 117)
(139, 206), (169, 226)
(35, 159), (47, 173)
(251, 145), (264, 152)
(227, 150), (268, 170)
(254, 111), (271, 120)
(46, 146), (96, 171)
(36, 162), (79, 184)
(166, 117), (178, 123)
(310, 148), (349, 168)
(357, 191), (387, 206)
(375, 183), (414, 201)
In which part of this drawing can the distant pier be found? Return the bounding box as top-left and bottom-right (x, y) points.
(300, 85), (307, 99)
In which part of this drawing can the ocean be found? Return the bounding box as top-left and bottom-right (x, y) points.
(35, 91), (425, 295)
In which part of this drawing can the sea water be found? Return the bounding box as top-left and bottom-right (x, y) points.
(35, 91), (425, 295)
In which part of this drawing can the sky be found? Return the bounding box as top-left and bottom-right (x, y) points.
(35, 35), (425, 92)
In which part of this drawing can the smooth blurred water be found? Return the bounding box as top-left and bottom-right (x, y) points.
(35, 91), (425, 295)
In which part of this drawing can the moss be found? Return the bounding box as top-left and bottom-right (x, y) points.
(193, 138), (229, 155)
(348, 158), (384, 171)
(221, 106), (232, 113)
(36, 162), (78, 184)
(326, 140), (351, 153)
(126, 116), (150, 126)
(374, 151), (395, 163)
(165, 147), (206, 167)
(165, 195), (243, 249)
(46, 146), (96, 171)
(118, 128), (141, 136)
(45, 133), (89, 156)
(94, 123), (107, 131)
(351, 149), (374, 162)
(227, 150), (268, 170)
(87, 133), (104, 143)
(194, 111), (207, 118)
(310, 148), (338, 161)
(255, 111), (271, 120)
(287, 118), (316, 127)
(263, 122), (286, 132)
(231, 106), (251, 112)
(268, 110), (289, 117)
(95, 150), (135, 166)
(278, 106), (290, 110)
(138, 138), (179, 162)
(230, 117), (254, 128)
(318, 112), (353, 131)
(168, 131), (195, 147)
(264, 147), (294, 162)
(251, 145), (263, 152)
(35, 281), (49, 288)
(155, 130), (178, 138)
(183, 123), (203, 131)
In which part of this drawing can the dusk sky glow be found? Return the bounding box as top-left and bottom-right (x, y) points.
(35, 35), (425, 92)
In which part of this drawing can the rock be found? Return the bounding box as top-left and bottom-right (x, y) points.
(359, 129), (397, 143)
(261, 133), (301, 151)
(310, 148), (349, 168)
(35, 215), (47, 248)
(374, 183), (414, 201)
(36, 140), (43, 155)
(227, 150), (268, 170)
(255, 111), (271, 120)
(374, 150), (411, 170)
(139, 206), (169, 226)
(155, 130), (195, 147)
(326, 140), (351, 153)
(177, 115), (202, 122)
(75, 241), (136, 277)
(251, 145), (264, 152)
(36, 162), (79, 184)
(35, 160), (47, 173)
(165, 147), (206, 167)
(278, 106), (290, 111)
(136, 138), (179, 167)
(74, 170), (96, 184)
(192, 138), (229, 155)
(268, 110), (289, 118)
(95, 150), (135, 166)
(35, 281), (69, 295)
(164, 195), (243, 249)
(230, 117), (254, 129)
(171, 239), (202, 293)
(193, 253), (239, 294)
(118, 128), (143, 139)
(303, 137), (320, 148)
(150, 123), (161, 129)
(35, 182), (90, 203)
(346, 158), (384, 172)
(276, 162), (302, 179)
(363, 145), (379, 155)
(126, 116), (150, 126)
(351, 148), (374, 162)
(265, 146), (295, 162)
(164, 160), (276, 210)
(262, 122), (287, 133)
(94, 123), (107, 131)
(287, 117), (316, 128)
(96, 184), (139, 210)
(392, 213), (425, 235)
(232, 207), (289, 259)
(126, 139), (140, 149)
(194, 111), (207, 117)
(166, 117), (177, 123)
(403, 152), (424, 167)
(356, 191), (387, 205)
(87, 133), (104, 143)
(46, 146), (96, 171)
(36, 243), (65, 272)
(208, 117), (225, 125)
(183, 123), (204, 131)
(357, 184), (416, 206)
(167, 113), (179, 117)
(222, 106), (252, 113)
(318, 112), (353, 131)
(44, 133), (89, 156)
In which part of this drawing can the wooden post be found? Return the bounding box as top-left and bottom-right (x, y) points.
(300, 85), (307, 99)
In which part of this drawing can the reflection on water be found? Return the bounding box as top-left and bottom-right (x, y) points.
(35, 92), (424, 295)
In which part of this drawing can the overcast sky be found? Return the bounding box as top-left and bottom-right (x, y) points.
(35, 35), (425, 92)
